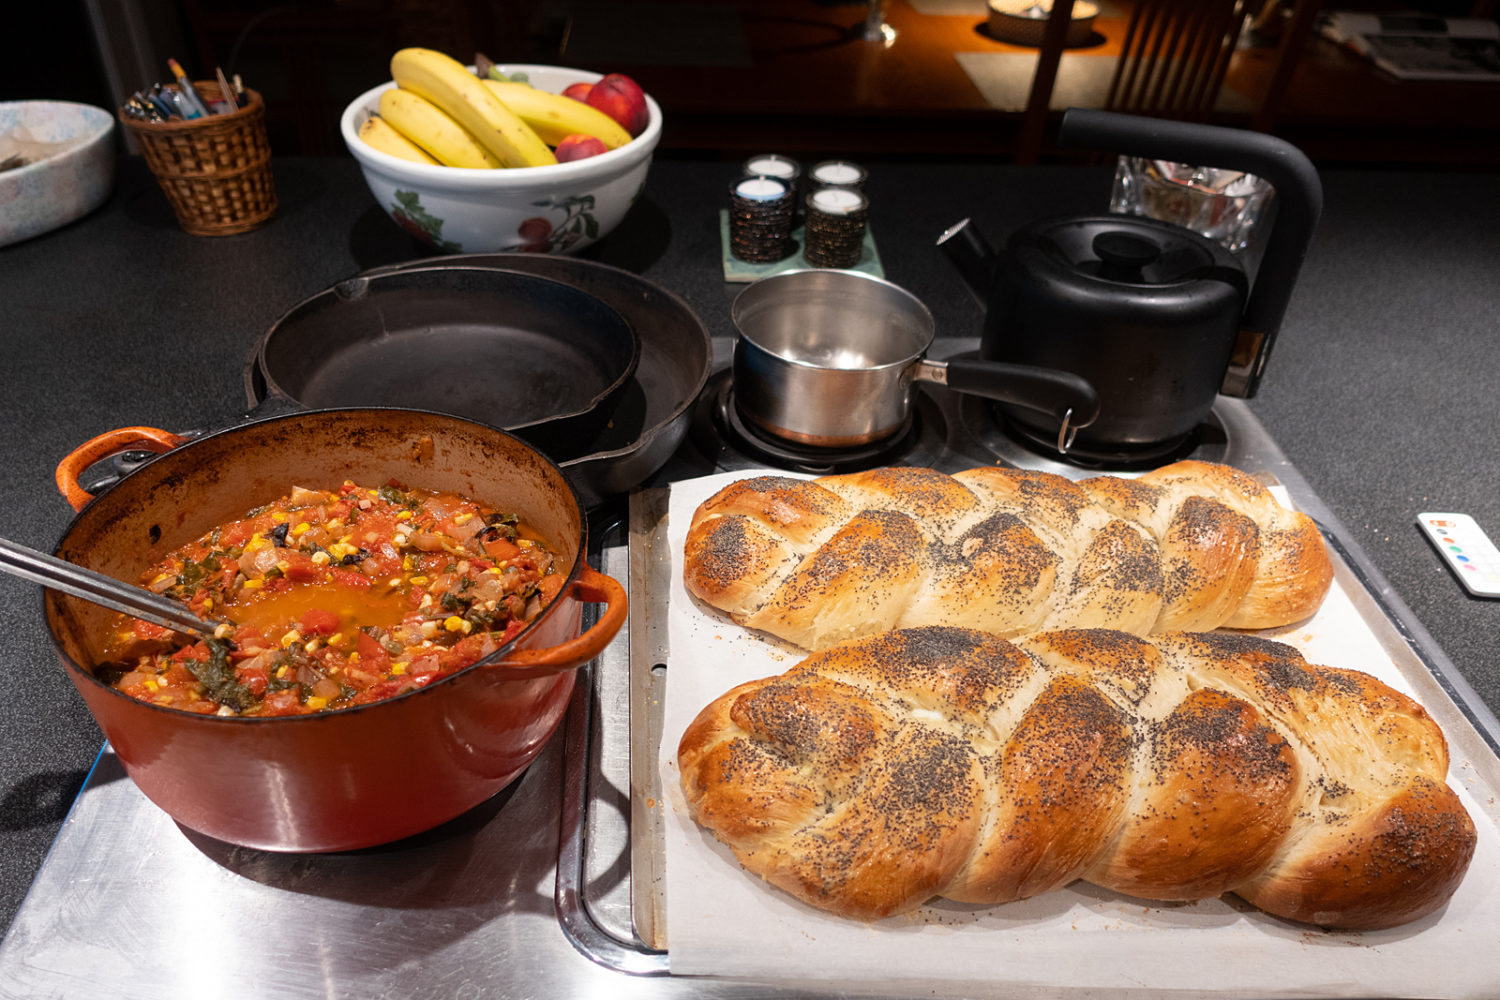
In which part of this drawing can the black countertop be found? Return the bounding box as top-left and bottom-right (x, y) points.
(1, 155), (1497, 940)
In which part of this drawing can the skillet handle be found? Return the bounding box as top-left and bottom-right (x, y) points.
(55, 427), (188, 512)
(489, 564), (627, 678)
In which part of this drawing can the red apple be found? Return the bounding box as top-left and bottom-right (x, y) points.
(585, 73), (649, 137)
(561, 82), (594, 103)
(555, 133), (609, 162)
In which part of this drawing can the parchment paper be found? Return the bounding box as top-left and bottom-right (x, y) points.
(659, 470), (1500, 998)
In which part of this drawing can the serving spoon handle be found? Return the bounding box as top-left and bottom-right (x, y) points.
(0, 537), (220, 640)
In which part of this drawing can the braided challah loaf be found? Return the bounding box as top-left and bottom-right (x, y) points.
(683, 460), (1333, 651)
(677, 626), (1476, 929)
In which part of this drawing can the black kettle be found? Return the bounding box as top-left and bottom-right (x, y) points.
(940, 109), (1322, 458)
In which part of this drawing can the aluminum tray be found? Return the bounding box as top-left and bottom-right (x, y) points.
(3, 400), (1499, 999)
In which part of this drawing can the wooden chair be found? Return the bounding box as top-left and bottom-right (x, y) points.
(1104, 0), (1255, 120)
(1014, 0), (1323, 162)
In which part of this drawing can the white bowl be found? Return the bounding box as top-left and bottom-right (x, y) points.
(0, 101), (116, 248)
(340, 64), (662, 255)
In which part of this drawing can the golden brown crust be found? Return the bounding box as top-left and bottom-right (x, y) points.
(677, 626), (1476, 929)
(683, 462), (1333, 650)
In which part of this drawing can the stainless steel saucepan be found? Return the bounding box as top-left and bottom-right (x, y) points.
(730, 269), (1100, 450)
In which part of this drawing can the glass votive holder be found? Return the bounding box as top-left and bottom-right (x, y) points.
(729, 175), (795, 263)
(1109, 156), (1274, 253)
(803, 186), (868, 268)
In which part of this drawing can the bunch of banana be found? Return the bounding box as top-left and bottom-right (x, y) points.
(480, 80), (632, 149)
(388, 48), (556, 168)
(376, 89), (500, 168)
(357, 115), (437, 166)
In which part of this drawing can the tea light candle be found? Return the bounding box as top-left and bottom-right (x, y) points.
(742, 154), (800, 184)
(809, 159), (867, 191)
(733, 176), (788, 201)
(809, 187), (865, 215)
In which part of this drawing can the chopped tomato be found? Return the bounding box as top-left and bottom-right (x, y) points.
(355, 631), (390, 675)
(483, 537), (522, 563)
(219, 520), (254, 547)
(261, 690), (302, 717)
(236, 664), (270, 696)
(131, 619), (174, 643)
(539, 573), (566, 605)
(300, 608), (340, 636)
(330, 567), (371, 590)
(279, 551), (321, 583)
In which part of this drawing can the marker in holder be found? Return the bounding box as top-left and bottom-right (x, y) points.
(729, 175), (795, 263)
(803, 186), (868, 268)
(809, 159), (867, 192)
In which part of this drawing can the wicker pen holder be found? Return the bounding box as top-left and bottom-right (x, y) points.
(119, 82), (276, 236)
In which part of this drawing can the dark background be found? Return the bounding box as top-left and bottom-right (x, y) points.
(7, 0), (1499, 166)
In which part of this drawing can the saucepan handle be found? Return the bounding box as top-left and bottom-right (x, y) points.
(925, 357), (1100, 422)
(917, 358), (1101, 455)
(55, 426), (189, 512)
(488, 564), (627, 679)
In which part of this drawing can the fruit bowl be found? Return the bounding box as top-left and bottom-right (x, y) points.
(340, 64), (661, 255)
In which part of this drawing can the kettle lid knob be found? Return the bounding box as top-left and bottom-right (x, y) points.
(1092, 231), (1160, 282)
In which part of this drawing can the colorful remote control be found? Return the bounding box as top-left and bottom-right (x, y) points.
(1417, 513), (1500, 598)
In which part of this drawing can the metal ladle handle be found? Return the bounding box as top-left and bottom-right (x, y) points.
(0, 537), (220, 639)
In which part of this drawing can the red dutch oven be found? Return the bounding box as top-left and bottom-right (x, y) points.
(45, 408), (626, 852)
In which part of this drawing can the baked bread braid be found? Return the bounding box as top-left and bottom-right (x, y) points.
(677, 626), (1476, 929)
(683, 461), (1333, 651)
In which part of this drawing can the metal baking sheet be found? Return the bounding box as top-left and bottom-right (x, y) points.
(6, 396), (1500, 998)
(647, 473), (1500, 995)
(613, 399), (1500, 997)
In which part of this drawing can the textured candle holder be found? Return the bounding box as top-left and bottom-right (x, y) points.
(728, 175), (795, 263)
(803, 187), (868, 268)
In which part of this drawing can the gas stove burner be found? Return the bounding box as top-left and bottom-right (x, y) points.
(713, 376), (922, 474)
(959, 394), (1230, 478)
(999, 408), (1224, 468)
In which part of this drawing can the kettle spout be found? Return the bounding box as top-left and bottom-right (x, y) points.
(937, 218), (996, 309)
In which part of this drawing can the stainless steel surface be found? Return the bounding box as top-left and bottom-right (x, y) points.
(0, 537), (220, 639)
(4, 342), (1499, 999)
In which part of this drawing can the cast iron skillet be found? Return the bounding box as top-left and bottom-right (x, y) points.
(254, 266), (640, 464)
(245, 256), (714, 507)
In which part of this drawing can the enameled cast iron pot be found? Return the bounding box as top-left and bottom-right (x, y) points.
(46, 408), (626, 852)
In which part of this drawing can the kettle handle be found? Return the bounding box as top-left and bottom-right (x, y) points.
(1058, 109), (1323, 399)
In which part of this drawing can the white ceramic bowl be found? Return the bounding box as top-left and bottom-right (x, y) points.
(340, 64), (662, 255)
(0, 101), (116, 248)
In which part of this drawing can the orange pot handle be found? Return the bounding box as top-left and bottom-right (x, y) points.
(55, 426), (189, 512)
(493, 564), (627, 677)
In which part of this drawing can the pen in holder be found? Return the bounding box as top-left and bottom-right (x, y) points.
(118, 81), (277, 236)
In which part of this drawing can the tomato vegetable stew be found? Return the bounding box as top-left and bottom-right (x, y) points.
(96, 480), (566, 716)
